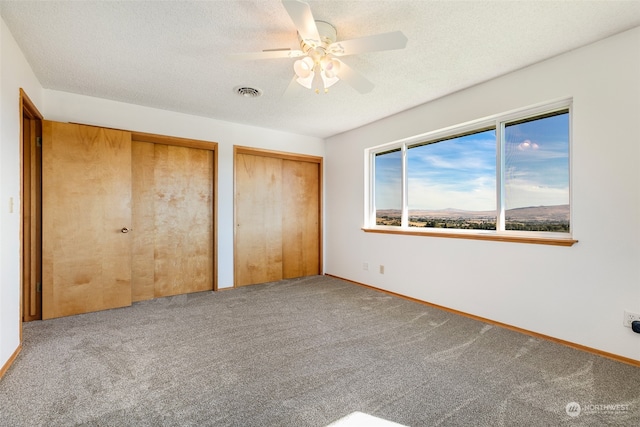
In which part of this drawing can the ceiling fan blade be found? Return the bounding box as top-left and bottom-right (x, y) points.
(337, 61), (374, 94)
(282, 0), (321, 46)
(329, 31), (408, 56)
(229, 49), (305, 61)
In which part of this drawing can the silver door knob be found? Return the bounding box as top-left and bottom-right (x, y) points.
(121, 227), (131, 233)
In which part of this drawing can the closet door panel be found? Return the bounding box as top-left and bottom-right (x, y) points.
(282, 160), (320, 279)
(132, 142), (214, 299)
(235, 153), (283, 286)
(42, 121), (132, 319)
(153, 144), (214, 297)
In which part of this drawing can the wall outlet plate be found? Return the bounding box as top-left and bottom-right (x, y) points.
(623, 310), (640, 328)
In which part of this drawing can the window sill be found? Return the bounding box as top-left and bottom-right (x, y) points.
(361, 227), (578, 246)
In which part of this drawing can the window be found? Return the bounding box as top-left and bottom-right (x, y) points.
(407, 128), (496, 230)
(366, 100), (574, 244)
(503, 111), (570, 232)
(375, 148), (403, 226)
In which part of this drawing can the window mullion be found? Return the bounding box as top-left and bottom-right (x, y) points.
(367, 151), (375, 228)
(401, 144), (408, 228)
(497, 121), (505, 231)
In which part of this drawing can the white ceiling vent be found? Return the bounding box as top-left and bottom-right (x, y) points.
(235, 86), (263, 98)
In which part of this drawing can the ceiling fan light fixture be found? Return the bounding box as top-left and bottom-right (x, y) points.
(320, 71), (339, 89)
(296, 71), (315, 89)
(294, 56), (315, 78)
(321, 56), (341, 78)
(234, 1), (408, 96)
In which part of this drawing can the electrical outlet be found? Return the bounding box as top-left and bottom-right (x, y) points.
(623, 310), (640, 328)
(363, 262), (368, 271)
(379, 265), (384, 274)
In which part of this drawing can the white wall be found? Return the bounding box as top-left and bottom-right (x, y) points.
(325, 27), (640, 361)
(0, 18), (43, 371)
(43, 91), (325, 290)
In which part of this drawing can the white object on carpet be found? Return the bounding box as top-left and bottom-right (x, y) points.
(326, 411), (408, 427)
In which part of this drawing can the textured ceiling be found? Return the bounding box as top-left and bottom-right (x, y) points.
(1, 0), (640, 139)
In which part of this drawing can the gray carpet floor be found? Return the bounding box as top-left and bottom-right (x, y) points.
(0, 275), (639, 426)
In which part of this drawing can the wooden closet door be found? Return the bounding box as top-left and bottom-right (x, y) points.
(131, 142), (214, 301)
(42, 121), (132, 319)
(234, 149), (321, 287)
(282, 159), (320, 278)
(235, 153), (283, 286)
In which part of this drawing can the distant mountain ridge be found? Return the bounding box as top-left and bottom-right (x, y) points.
(378, 204), (569, 221)
(504, 204), (569, 221)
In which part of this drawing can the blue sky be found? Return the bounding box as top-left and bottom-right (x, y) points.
(375, 112), (569, 211)
(504, 113), (570, 210)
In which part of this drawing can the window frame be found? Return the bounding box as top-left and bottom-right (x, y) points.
(363, 99), (577, 246)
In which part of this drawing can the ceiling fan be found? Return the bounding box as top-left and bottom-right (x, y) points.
(231, 0), (408, 95)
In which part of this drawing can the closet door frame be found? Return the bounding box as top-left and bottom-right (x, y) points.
(233, 146), (323, 287)
(20, 89), (44, 324)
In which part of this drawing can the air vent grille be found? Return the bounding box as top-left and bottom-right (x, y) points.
(235, 86), (263, 98)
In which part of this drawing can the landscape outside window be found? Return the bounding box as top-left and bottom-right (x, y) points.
(374, 148), (402, 226)
(373, 104), (570, 234)
(504, 111), (570, 232)
(407, 128), (496, 229)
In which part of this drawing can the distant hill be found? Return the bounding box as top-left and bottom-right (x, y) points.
(378, 205), (569, 221)
(504, 205), (569, 222)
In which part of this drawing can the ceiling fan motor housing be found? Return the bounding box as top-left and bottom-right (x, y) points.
(299, 21), (337, 55)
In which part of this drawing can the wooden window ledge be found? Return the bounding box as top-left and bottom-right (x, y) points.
(362, 227), (578, 246)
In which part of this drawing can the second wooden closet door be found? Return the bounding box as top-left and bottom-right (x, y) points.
(132, 141), (214, 301)
(235, 151), (320, 287)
